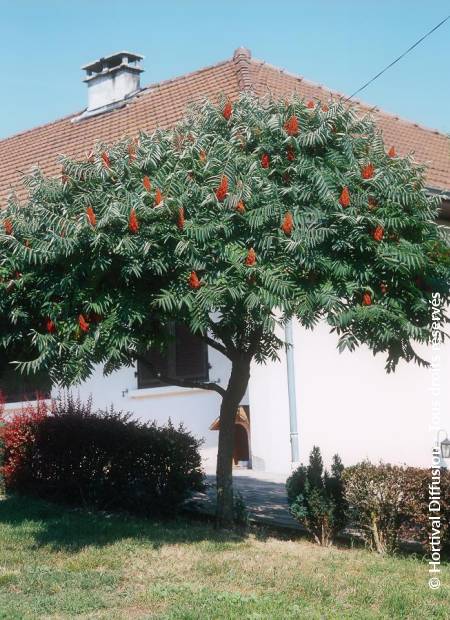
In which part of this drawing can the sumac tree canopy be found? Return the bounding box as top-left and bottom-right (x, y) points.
(1, 94), (448, 386)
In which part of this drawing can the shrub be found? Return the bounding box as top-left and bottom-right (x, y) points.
(286, 447), (346, 546)
(286, 461), (307, 505)
(0, 399), (48, 491)
(343, 462), (405, 553)
(401, 466), (450, 548)
(343, 462), (450, 553)
(0, 394), (204, 516)
(0, 391), (4, 493)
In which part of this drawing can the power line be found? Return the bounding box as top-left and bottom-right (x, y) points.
(346, 14), (450, 102)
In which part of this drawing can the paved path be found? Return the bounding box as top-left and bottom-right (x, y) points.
(186, 470), (302, 531)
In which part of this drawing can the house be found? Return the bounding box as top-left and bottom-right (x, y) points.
(1, 49), (449, 473)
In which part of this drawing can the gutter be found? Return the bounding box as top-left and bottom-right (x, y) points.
(285, 319), (300, 463)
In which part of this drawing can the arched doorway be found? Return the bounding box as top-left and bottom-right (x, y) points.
(210, 406), (251, 468)
(233, 423), (249, 465)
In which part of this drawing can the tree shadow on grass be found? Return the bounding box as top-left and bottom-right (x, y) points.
(0, 494), (247, 553)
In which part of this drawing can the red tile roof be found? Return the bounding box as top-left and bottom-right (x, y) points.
(1, 48), (449, 205)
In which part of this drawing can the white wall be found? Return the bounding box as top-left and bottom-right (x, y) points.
(246, 318), (449, 474)
(249, 326), (293, 474)
(293, 320), (450, 470)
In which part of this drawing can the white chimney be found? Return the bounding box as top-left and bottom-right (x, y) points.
(81, 51), (144, 114)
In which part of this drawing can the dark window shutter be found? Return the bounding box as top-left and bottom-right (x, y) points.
(0, 365), (51, 404)
(137, 324), (208, 389)
(137, 347), (170, 388)
(175, 325), (208, 381)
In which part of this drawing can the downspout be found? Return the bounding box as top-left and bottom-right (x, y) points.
(285, 319), (299, 463)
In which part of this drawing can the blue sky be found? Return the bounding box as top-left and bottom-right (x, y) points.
(1, 1), (449, 139)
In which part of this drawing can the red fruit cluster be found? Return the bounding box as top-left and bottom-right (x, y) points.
(373, 225), (384, 242)
(236, 200), (245, 214)
(388, 146), (396, 158)
(3, 219), (13, 235)
(322, 104), (329, 112)
(199, 149), (207, 162)
(284, 115), (299, 136)
(86, 207), (96, 227)
(189, 271), (201, 289)
(286, 146), (295, 161)
(154, 189), (163, 206)
(261, 153), (270, 169)
(177, 207), (185, 230)
(362, 292), (372, 306)
(307, 100), (315, 109)
(143, 176), (152, 192)
(339, 187), (350, 208)
(281, 212), (294, 236)
(129, 208), (139, 233)
(45, 319), (56, 334)
(101, 152), (110, 169)
(223, 100), (232, 120)
(245, 248), (256, 266)
(362, 163), (375, 180)
(215, 176), (228, 201)
(78, 314), (89, 332)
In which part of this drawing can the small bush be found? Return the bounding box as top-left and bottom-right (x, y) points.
(286, 447), (346, 546)
(343, 462), (450, 553)
(343, 462), (405, 553)
(0, 394), (204, 516)
(401, 466), (450, 548)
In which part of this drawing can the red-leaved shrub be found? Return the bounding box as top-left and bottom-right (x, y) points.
(0, 391), (4, 493)
(0, 399), (48, 489)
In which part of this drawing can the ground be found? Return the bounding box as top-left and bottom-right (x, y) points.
(187, 471), (301, 530)
(0, 496), (448, 619)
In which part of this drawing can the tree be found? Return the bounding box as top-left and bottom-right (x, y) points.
(1, 94), (449, 525)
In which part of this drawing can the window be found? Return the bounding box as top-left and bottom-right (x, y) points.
(0, 362), (51, 404)
(137, 324), (209, 389)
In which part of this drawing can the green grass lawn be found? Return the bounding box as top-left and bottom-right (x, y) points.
(0, 495), (448, 619)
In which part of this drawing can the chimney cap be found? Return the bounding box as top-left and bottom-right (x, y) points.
(82, 51), (144, 74)
(233, 47), (251, 60)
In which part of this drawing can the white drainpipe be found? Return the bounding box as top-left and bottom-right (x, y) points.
(285, 319), (300, 463)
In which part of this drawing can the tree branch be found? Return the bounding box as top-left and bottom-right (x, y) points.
(200, 335), (232, 359)
(209, 323), (237, 358)
(135, 354), (226, 397)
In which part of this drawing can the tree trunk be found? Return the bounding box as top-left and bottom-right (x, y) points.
(216, 354), (251, 527)
(371, 512), (384, 554)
